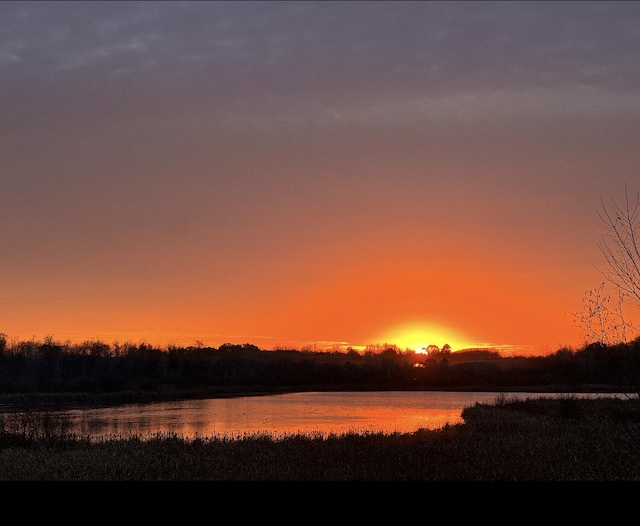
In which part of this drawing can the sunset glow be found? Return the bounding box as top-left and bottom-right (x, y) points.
(376, 322), (473, 354)
(2, 2), (640, 356)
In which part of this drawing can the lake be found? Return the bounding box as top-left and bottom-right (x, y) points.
(58, 390), (626, 441)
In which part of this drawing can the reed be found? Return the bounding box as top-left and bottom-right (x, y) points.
(1, 396), (639, 480)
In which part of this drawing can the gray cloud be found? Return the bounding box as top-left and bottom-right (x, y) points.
(2, 2), (639, 88)
(2, 2), (640, 135)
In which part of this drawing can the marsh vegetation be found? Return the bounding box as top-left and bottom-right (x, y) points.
(1, 394), (639, 480)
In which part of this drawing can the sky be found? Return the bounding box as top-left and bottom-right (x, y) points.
(2, 1), (640, 356)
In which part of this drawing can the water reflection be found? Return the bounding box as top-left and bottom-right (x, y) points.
(63, 391), (624, 441)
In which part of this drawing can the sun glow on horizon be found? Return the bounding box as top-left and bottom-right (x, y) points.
(376, 322), (480, 354)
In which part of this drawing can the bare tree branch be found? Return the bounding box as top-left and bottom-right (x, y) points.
(570, 282), (637, 346)
(596, 183), (640, 305)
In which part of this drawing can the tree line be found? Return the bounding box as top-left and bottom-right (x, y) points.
(1, 333), (639, 398)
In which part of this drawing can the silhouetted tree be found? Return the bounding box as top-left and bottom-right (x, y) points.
(572, 185), (640, 346)
(570, 184), (640, 396)
(597, 183), (640, 308)
(572, 281), (633, 346)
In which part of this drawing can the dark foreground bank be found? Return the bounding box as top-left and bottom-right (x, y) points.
(1, 395), (639, 480)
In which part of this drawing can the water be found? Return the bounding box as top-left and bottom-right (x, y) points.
(57, 390), (626, 441)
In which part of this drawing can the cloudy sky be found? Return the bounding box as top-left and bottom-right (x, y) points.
(2, 1), (640, 354)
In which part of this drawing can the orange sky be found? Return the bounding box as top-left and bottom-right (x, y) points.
(2, 2), (640, 355)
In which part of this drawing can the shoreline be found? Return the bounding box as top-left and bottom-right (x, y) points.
(0, 383), (633, 412)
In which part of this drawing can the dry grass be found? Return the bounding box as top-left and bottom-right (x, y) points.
(1, 395), (639, 480)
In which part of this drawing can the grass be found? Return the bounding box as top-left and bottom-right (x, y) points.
(1, 394), (639, 480)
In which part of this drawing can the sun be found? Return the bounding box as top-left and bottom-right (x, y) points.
(375, 322), (471, 354)
(412, 343), (437, 355)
